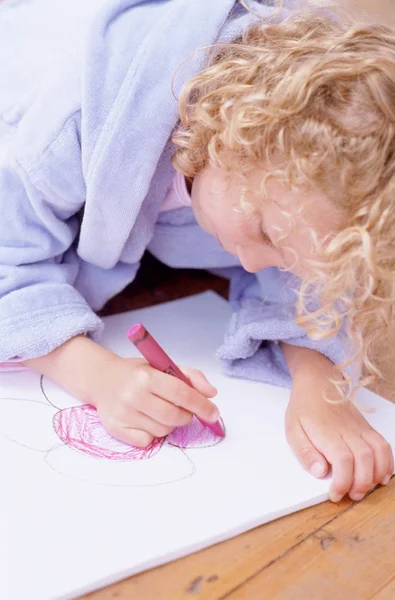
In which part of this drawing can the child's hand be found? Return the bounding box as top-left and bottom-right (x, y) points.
(283, 348), (394, 503)
(92, 356), (219, 448)
(24, 335), (219, 449)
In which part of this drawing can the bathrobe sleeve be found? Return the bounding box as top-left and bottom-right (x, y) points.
(216, 266), (353, 388)
(0, 118), (103, 361)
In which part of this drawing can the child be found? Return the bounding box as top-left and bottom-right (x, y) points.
(0, 0), (394, 504)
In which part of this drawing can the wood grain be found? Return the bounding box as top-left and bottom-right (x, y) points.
(225, 479), (395, 600)
(80, 481), (395, 600)
(81, 498), (352, 600)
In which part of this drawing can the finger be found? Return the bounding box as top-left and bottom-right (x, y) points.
(324, 440), (354, 503)
(180, 367), (218, 398)
(107, 424), (154, 449)
(285, 415), (329, 479)
(362, 429), (394, 486)
(149, 370), (219, 423)
(345, 435), (374, 501)
(387, 443), (395, 485)
(137, 394), (193, 428)
(107, 415), (172, 445)
(131, 412), (174, 438)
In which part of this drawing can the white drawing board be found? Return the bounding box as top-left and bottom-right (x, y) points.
(2, 291), (395, 600)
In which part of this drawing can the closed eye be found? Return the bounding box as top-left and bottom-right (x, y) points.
(260, 228), (274, 247)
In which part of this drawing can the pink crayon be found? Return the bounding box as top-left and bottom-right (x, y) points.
(127, 323), (225, 438)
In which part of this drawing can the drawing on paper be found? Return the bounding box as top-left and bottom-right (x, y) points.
(53, 404), (164, 461)
(0, 374), (224, 487)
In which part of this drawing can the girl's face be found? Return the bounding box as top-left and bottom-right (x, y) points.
(191, 164), (341, 276)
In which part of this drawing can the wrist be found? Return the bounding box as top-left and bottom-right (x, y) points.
(281, 342), (335, 379)
(24, 336), (115, 405)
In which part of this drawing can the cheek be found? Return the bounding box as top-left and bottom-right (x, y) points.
(220, 218), (254, 250)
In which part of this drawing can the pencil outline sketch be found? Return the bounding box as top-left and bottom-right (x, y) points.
(0, 374), (225, 487)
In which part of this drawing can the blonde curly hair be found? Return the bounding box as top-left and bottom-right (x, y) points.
(172, 6), (395, 400)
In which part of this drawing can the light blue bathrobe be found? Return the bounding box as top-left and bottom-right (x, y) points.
(0, 0), (350, 386)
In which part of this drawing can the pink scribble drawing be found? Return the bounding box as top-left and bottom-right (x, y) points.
(53, 405), (164, 461)
(167, 417), (223, 448)
(0, 374), (225, 487)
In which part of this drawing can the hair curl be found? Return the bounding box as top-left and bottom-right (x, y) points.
(172, 6), (395, 401)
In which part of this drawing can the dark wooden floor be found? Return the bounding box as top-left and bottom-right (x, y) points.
(99, 253), (229, 317)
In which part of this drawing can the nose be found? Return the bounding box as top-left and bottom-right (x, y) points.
(237, 245), (274, 273)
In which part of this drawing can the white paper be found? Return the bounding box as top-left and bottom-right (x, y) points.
(2, 291), (395, 600)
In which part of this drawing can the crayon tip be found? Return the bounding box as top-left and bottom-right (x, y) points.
(204, 418), (226, 439)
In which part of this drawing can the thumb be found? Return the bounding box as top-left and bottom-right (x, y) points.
(180, 367), (218, 398)
(285, 415), (329, 479)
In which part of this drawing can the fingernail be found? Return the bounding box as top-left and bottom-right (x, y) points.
(381, 474), (391, 486)
(351, 493), (364, 502)
(310, 462), (326, 478)
(329, 491), (343, 503)
(210, 408), (220, 422)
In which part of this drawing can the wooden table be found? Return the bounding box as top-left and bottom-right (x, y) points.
(80, 254), (395, 600)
